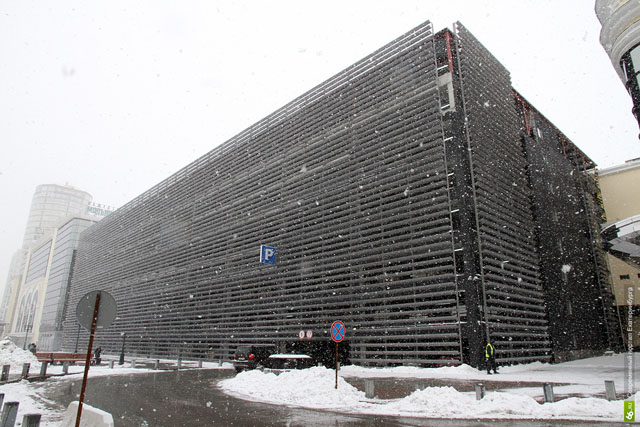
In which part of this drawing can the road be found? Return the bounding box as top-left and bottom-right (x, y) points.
(42, 369), (621, 426)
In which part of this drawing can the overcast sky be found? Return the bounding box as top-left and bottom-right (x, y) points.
(1, 0), (639, 297)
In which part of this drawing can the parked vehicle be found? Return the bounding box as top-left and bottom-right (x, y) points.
(266, 353), (314, 370)
(232, 344), (276, 372)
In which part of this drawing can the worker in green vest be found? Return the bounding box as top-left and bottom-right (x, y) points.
(485, 342), (498, 374)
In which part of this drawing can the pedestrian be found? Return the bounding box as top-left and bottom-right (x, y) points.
(28, 343), (37, 354)
(94, 346), (102, 365)
(485, 342), (498, 374)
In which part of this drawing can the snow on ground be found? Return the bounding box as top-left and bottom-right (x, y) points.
(0, 338), (41, 372)
(220, 354), (640, 422)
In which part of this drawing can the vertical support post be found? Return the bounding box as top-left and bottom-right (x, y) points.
(1, 366), (9, 382)
(364, 379), (374, 398)
(75, 292), (101, 427)
(39, 362), (48, 377)
(605, 380), (616, 400)
(335, 342), (338, 389)
(22, 414), (41, 427)
(543, 383), (554, 403)
(21, 363), (30, 379)
(475, 383), (486, 400)
(0, 402), (19, 427)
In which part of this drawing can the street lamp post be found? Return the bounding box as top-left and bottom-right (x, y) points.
(119, 332), (126, 365)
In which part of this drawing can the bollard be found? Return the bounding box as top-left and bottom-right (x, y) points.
(475, 383), (486, 400)
(22, 414), (41, 427)
(109, 360), (114, 369)
(364, 379), (375, 399)
(177, 358), (182, 369)
(0, 401), (19, 427)
(0, 366), (9, 382)
(218, 357), (222, 367)
(543, 383), (554, 403)
(154, 360), (160, 370)
(605, 380), (616, 401)
(21, 363), (30, 379)
(131, 360), (136, 369)
(39, 362), (48, 377)
(62, 362), (69, 374)
(198, 360), (203, 368)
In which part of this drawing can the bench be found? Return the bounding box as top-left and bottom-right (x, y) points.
(35, 352), (89, 365)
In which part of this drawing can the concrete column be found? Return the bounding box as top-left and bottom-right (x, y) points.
(21, 363), (30, 379)
(39, 362), (48, 377)
(0, 401), (19, 427)
(364, 379), (375, 399)
(22, 414), (41, 427)
(543, 383), (554, 403)
(605, 380), (616, 400)
(475, 383), (486, 400)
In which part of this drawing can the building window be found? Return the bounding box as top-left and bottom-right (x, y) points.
(620, 274), (631, 280)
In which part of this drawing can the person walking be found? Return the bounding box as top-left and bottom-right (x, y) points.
(485, 342), (498, 374)
(93, 346), (102, 365)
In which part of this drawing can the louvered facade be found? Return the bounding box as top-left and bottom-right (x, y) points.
(61, 21), (621, 368)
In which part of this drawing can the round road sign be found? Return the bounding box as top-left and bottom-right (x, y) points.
(306, 329), (313, 339)
(76, 290), (117, 332)
(298, 330), (305, 340)
(330, 320), (345, 343)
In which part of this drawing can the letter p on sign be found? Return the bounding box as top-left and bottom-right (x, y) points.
(260, 245), (276, 265)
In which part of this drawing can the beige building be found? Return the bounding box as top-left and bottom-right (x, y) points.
(598, 158), (640, 347)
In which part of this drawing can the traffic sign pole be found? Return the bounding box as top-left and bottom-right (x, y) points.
(335, 342), (338, 389)
(330, 320), (345, 390)
(76, 292), (101, 427)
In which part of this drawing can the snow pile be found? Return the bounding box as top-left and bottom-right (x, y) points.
(341, 363), (480, 378)
(0, 337), (40, 372)
(220, 366), (366, 409)
(379, 386), (625, 420)
(221, 367), (632, 421)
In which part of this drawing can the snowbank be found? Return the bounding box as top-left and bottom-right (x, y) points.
(0, 337), (41, 372)
(221, 366), (635, 422)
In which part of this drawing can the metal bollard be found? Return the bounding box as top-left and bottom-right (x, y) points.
(364, 379), (375, 399)
(39, 362), (48, 377)
(475, 383), (486, 400)
(177, 358), (182, 369)
(218, 358), (222, 367)
(0, 366), (8, 382)
(198, 360), (203, 368)
(109, 360), (114, 369)
(22, 414), (41, 427)
(154, 360), (160, 370)
(62, 362), (69, 374)
(543, 383), (554, 403)
(605, 380), (616, 401)
(0, 401), (19, 427)
(131, 360), (136, 369)
(21, 363), (30, 379)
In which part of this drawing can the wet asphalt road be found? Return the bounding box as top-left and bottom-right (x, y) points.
(41, 369), (622, 426)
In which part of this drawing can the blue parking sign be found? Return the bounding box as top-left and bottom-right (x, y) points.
(260, 245), (276, 265)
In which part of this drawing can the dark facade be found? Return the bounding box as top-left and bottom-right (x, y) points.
(61, 21), (622, 368)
